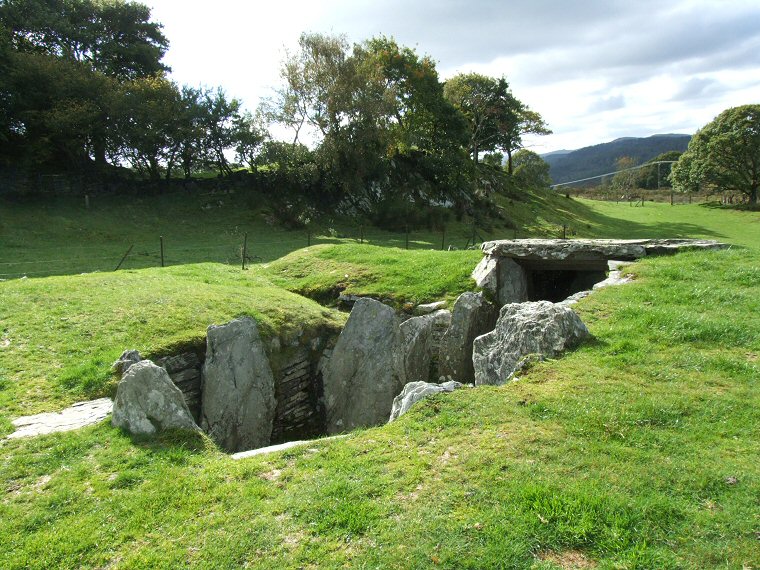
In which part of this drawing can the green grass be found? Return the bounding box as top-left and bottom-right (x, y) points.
(0, 194), (759, 568)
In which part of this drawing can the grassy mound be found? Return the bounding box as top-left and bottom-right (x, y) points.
(0, 196), (759, 568)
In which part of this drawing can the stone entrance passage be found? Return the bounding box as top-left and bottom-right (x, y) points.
(474, 238), (728, 305)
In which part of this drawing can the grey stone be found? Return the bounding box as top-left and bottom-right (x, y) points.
(388, 380), (463, 422)
(201, 317), (276, 452)
(473, 301), (590, 386)
(112, 349), (142, 376)
(112, 360), (199, 435)
(400, 310), (451, 382)
(414, 301), (446, 315)
(471, 256), (529, 305)
(320, 298), (405, 434)
(481, 238), (728, 264)
(8, 398), (113, 439)
(438, 292), (498, 383)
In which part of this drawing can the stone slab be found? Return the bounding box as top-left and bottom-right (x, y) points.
(7, 398), (113, 439)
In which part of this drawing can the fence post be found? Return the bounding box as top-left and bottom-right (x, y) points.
(307, 231), (311, 247)
(241, 232), (248, 270)
(114, 245), (134, 271)
(360, 225), (364, 244)
(405, 225), (409, 250)
(441, 227), (446, 251)
(160, 236), (165, 267)
(562, 224), (567, 239)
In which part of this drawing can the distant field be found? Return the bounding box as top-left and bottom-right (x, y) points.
(0, 195), (758, 568)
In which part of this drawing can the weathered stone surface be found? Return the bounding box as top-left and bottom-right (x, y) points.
(112, 349), (142, 376)
(473, 301), (590, 386)
(388, 380), (463, 422)
(8, 398), (113, 439)
(112, 360), (199, 435)
(201, 317), (276, 452)
(481, 238), (728, 263)
(472, 256), (529, 305)
(438, 292), (498, 383)
(320, 298), (405, 434)
(414, 301), (446, 315)
(400, 310), (451, 383)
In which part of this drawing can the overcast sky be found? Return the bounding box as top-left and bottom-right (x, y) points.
(146, 0), (760, 153)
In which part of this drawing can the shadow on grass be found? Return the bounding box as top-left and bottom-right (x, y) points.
(558, 198), (729, 241)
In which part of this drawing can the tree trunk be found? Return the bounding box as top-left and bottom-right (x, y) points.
(750, 184), (758, 206)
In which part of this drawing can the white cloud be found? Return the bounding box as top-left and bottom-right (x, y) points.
(145, 0), (760, 152)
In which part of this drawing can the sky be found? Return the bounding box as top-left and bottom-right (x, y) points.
(146, 0), (760, 153)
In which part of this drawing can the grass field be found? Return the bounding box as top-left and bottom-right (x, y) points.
(1, 193), (758, 568)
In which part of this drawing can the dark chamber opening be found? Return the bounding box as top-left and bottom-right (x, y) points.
(522, 263), (608, 303)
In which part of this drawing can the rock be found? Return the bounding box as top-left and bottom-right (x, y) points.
(320, 298), (405, 434)
(201, 317), (276, 452)
(481, 238), (728, 265)
(438, 292), (498, 383)
(112, 349), (142, 376)
(472, 301), (590, 386)
(471, 256), (529, 305)
(8, 398), (113, 439)
(112, 360), (199, 435)
(400, 310), (451, 382)
(388, 380), (463, 422)
(414, 301), (446, 315)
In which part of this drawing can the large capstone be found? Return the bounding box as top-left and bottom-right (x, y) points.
(201, 317), (276, 452)
(438, 292), (498, 383)
(389, 380), (463, 422)
(320, 298), (405, 434)
(400, 310), (451, 383)
(472, 301), (590, 386)
(112, 360), (199, 435)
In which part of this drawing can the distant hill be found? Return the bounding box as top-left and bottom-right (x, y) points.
(543, 134), (691, 185)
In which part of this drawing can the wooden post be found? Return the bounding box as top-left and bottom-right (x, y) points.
(115, 245), (134, 271)
(241, 232), (248, 270)
(405, 225), (409, 250)
(307, 231), (311, 247)
(562, 224), (567, 239)
(84, 194), (90, 209)
(360, 225), (364, 244)
(160, 236), (164, 267)
(670, 191), (674, 206)
(441, 227), (446, 251)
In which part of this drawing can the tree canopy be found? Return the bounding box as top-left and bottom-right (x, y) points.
(670, 104), (760, 205)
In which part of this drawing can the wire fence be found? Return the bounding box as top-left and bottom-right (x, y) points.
(0, 225), (508, 280)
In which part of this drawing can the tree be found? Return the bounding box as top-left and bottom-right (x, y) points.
(635, 150), (681, 189)
(444, 73), (551, 172)
(0, 0), (168, 80)
(671, 104), (760, 205)
(512, 149), (551, 188)
(612, 156), (638, 194)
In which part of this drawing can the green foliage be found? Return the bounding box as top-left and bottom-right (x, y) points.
(671, 104), (760, 204)
(633, 150), (682, 189)
(512, 149), (551, 188)
(444, 73), (551, 172)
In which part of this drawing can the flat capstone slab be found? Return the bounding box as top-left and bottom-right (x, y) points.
(481, 239), (729, 264)
(7, 398), (113, 439)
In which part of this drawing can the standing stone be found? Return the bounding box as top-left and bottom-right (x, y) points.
(472, 301), (590, 386)
(471, 256), (529, 305)
(112, 349), (142, 376)
(388, 380), (463, 422)
(320, 298), (405, 434)
(201, 317), (276, 453)
(112, 360), (199, 435)
(400, 310), (451, 383)
(438, 292), (498, 383)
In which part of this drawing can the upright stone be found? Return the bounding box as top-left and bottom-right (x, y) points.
(438, 292), (498, 383)
(389, 380), (463, 422)
(201, 317), (276, 452)
(472, 301), (590, 386)
(112, 360), (199, 435)
(472, 256), (529, 305)
(400, 310), (451, 383)
(321, 298), (405, 434)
